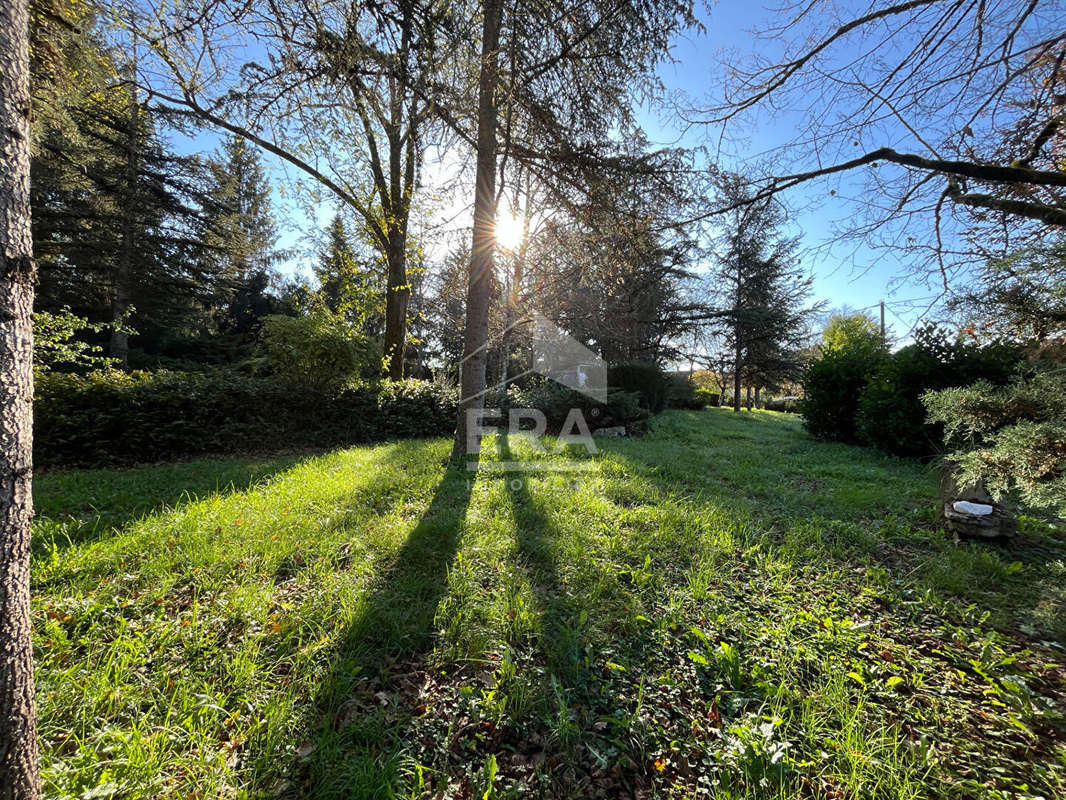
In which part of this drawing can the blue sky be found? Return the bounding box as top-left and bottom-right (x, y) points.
(643, 2), (945, 336)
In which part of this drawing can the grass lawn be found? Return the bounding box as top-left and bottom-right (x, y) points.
(32, 409), (1066, 799)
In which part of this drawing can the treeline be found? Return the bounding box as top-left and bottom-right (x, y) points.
(31, 2), (311, 369)
(29, 1), (822, 409)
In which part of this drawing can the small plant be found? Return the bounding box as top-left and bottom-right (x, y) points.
(259, 306), (377, 388)
(33, 306), (134, 376)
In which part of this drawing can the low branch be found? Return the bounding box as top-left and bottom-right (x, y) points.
(946, 184), (1066, 226)
(674, 146), (1066, 228)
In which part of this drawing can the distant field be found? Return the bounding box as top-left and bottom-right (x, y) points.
(32, 408), (1066, 798)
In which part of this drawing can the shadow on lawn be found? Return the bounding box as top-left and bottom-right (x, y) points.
(494, 435), (651, 796)
(497, 436), (584, 684)
(32, 453), (307, 551)
(285, 458), (475, 798)
(605, 409), (1066, 642)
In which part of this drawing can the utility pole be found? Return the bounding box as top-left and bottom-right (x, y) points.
(880, 300), (886, 349)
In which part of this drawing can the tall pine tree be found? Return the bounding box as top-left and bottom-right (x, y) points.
(201, 135), (283, 336)
(314, 213), (383, 340)
(709, 177), (818, 410)
(31, 17), (217, 360)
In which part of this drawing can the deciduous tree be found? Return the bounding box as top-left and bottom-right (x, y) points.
(694, 1), (1066, 289)
(0, 0), (42, 795)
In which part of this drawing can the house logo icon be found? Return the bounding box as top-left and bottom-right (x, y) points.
(530, 312), (607, 402)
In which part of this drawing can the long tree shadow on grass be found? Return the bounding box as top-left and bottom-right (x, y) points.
(491, 435), (654, 797)
(280, 459), (476, 798)
(497, 436), (585, 686)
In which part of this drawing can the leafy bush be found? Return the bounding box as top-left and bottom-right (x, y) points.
(801, 324), (1022, 456)
(855, 326), (1022, 458)
(799, 345), (886, 442)
(607, 361), (673, 413)
(504, 378), (650, 433)
(694, 387), (720, 407)
(33, 307), (127, 376)
(763, 396), (798, 413)
(259, 308), (376, 388)
(35, 370), (457, 467)
(924, 370), (1066, 514)
(665, 374), (707, 410)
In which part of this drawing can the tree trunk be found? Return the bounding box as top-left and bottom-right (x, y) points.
(745, 384), (752, 410)
(754, 385), (761, 409)
(732, 341), (742, 413)
(111, 35), (139, 368)
(453, 0), (503, 458)
(732, 260), (743, 413)
(0, 0), (42, 795)
(383, 228), (409, 380)
(109, 278), (130, 367)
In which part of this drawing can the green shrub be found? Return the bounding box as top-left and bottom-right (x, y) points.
(607, 361), (673, 413)
(855, 326), (1022, 458)
(799, 345), (886, 442)
(259, 308), (376, 388)
(665, 374), (707, 410)
(801, 324), (1022, 456)
(505, 378), (650, 433)
(694, 387), (720, 407)
(35, 370), (457, 467)
(763, 396), (798, 413)
(33, 307), (125, 376)
(924, 370), (1066, 514)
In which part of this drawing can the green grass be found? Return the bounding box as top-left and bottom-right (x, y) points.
(32, 409), (1066, 798)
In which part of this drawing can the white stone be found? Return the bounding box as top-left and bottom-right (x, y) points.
(953, 500), (994, 516)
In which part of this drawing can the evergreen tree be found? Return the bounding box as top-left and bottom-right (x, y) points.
(314, 213), (384, 341)
(202, 135), (283, 336)
(31, 18), (217, 359)
(708, 177), (819, 411)
(204, 135), (278, 280)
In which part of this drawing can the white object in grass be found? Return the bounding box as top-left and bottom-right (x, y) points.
(953, 500), (994, 516)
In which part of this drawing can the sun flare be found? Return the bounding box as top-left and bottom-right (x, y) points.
(495, 212), (525, 250)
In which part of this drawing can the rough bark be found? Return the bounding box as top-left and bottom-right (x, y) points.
(383, 228), (410, 380)
(453, 0), (503, 458)
(0, 0), (42, 796)
(732, 261), (743, 413)
(732, 348), (742, 413)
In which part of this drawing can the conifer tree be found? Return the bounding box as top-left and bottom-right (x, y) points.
(314, 213), (384, 340)
(201, 134), (283, 335)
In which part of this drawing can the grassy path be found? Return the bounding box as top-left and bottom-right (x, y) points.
(32, 409), (1066, 798)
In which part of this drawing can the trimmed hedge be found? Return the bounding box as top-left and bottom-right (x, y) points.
(502, 378), (650, 433)
(607, 362), (672, 413)
(36, 370), (657, 468)
(694, 387), (720, 407)
(855, 335), (1021, 458)
(35, 370), (458, 467)
(607, 362), (709, 411)
(763, 396), (799, 413)
(799, 346), (886, 442)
